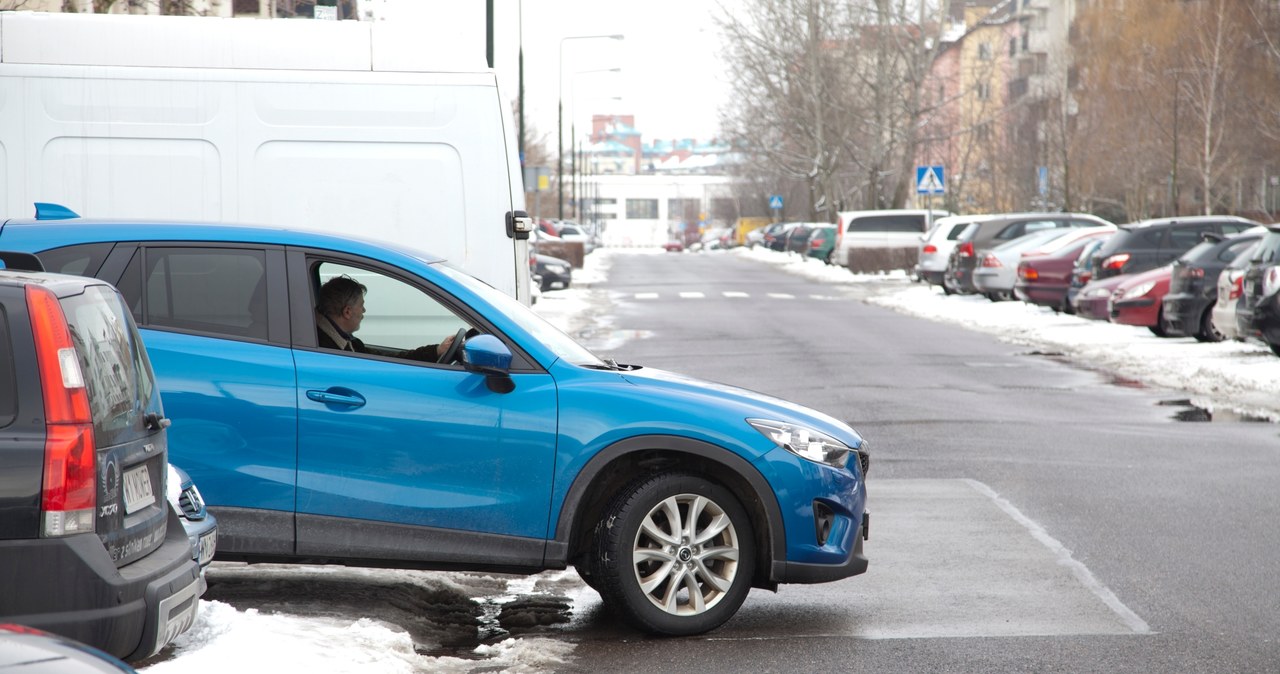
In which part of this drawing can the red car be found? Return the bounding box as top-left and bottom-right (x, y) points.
(1015, 233), (1113, 312)
(1073, 273), (1132, 321)
(1110, 265), (1174, 335)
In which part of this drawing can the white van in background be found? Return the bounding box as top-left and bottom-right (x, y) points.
(917, 214), (984, 287)
(834, 209), (951, 273)
(0, 12), (534, 302)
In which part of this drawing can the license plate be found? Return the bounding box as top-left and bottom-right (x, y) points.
(123, 464), (155, 514)
(197, 529), (217, 566)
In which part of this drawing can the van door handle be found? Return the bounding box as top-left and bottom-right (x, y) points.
(306, 388), (366, 408)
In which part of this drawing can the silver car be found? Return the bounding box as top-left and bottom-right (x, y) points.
(167, 465), (217, 571)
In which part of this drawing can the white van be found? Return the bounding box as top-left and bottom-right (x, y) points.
(834, 209), (951, 272)
(0, 12), (534, 302)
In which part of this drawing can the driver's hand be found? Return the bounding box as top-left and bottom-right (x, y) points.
(438, 334), (455, 353)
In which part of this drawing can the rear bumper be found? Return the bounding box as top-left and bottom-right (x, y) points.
(1160, 294), (1208, 337)
(1015, 282), (1069, 307)
(0, 507), (202, 661)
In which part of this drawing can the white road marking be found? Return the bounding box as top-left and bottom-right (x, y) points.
(766, 293), (794, 299)
(635, 292), (659, 299)
(963, 478), (1152, 634)
(679, 292), (705, 299)
(723, 291), (750, 298)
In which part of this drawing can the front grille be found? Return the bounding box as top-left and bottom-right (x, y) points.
(178, 485), (206, 520)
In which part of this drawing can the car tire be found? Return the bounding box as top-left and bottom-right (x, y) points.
(540, 277), (552, 292)
(1196, 304), (1225, 343)
(589, 472), (755, 636)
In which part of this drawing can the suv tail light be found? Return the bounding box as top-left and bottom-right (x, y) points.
(922, 244), (938, 254)
(1227, 271), (1245, 301)
(26, 285), (96, 537)
(1019, 264), (1038, 281)
(1102, 253), (1131, 271)
(980, 253), (1001, 268)
(957, 241), (974, 258)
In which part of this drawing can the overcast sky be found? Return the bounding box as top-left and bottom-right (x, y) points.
(493, 0), (735, 147)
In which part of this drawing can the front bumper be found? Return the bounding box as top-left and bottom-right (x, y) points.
(772, 511), (869, 583)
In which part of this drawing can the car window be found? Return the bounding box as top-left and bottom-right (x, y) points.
(1221, 222), (1253, 235)
(996, 219), (1056, 240)
(120, 248), (268, 340)
(438, 264), (607, 368)
(1254, 232), (1280, 264)
(945, 223), (970, 240)
(1219, 238), (1258, 263)
(314, 261), (471, 358)
(1168, 227), (1206, 251)
(0, 306), (13, 428)
(60, 285), (156, 447)
(848, 215), (923, 233)
(36, 243), (115, 277)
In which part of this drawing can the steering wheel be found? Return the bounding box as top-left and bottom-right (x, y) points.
(437, 327), (468, 364)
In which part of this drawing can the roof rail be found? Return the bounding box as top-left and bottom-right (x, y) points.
(33, 203), (80, 220)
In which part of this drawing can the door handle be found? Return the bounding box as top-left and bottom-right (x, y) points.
(306, 388), (366, 408)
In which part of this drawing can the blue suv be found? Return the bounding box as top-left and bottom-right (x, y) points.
(0, 205), (870, 635)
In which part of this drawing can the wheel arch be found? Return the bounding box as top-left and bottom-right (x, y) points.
(547, 435), (785, 589)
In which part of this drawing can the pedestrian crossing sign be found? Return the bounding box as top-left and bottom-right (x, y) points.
(916, 166), (945, 195)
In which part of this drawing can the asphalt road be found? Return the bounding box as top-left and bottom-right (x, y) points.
(556, 250), (1280, 673)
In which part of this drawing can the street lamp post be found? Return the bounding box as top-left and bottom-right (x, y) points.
(558, 34), (624, 219)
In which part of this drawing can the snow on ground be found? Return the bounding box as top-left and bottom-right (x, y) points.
(140, 245), (1280, 674)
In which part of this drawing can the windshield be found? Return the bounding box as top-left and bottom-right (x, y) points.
(438, 264), (608, 368)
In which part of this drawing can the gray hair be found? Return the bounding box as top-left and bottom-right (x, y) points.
(317, 275), (366, 317)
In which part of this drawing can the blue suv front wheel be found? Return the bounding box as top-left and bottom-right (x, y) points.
(590, 472), (756, 635)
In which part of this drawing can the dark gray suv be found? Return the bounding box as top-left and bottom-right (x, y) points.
(0, 254), (201, 661)
(1090, 216), (1260, 281)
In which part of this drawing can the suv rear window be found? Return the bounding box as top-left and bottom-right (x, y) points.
(1253, 232), (1280, 264)
(60, 286), (156, 448)
(847, 215), (925, 233)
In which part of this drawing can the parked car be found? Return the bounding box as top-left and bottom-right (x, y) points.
(0, 623), (138, 673)
(971, 227), (1113, 302)
(1091, 215), (1260, 281)
(168, 464), (217, 572)
(805, 224), (838, 264)
(744, 225), (769, 248)
(1073, 272), (1133, 322)
(1065, 237), (1111, 314)
(0, 252), (201, 662)
(1109, 265), (1174, 335)
(1211, 241), (1261, 342)
(1015, 232), (1115, 313)
(662, 238), (685, 253)
(785, 223), (816, 256)
(834, 209), (951, 273)
(4, 206), (871, 637)
(944, 212), (1114, 295)
(533, 252), (572, 291)
(1160, 228), (1268, 342)
(917, 215), (981, 290)
(555, 221), (596, 256)
(1236, 224), (1280, 355)
(765, 222), (804, 251)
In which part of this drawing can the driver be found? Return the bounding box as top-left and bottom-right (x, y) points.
(315, 274), (457, 361)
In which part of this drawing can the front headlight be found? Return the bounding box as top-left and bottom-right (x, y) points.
(546, 264), (567, 274)
(1123, 281), (1155, 298)
(748, 418), (854, 469)
(1087, 287), (1112, 298)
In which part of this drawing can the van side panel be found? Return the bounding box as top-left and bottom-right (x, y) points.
(0, 11), (526, 301)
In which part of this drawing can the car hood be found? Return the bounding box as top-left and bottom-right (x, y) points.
(610, 364), (865, 449)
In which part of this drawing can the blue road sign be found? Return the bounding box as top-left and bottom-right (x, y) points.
(769, 194), (784, 210)
(916, 166), (945, 195)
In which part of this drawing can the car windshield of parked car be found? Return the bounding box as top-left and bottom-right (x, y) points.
(438, 264), (609, 368)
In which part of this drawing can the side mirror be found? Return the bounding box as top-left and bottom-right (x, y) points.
(462, 334), (516, 394)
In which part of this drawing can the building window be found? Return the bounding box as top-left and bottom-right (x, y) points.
(977, 82), (991, 100)
(667, 198), (701, 223)
(978, 42), (992, 60)
(626, 199), (659, 219)
(1009, 38), (1017, 57)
